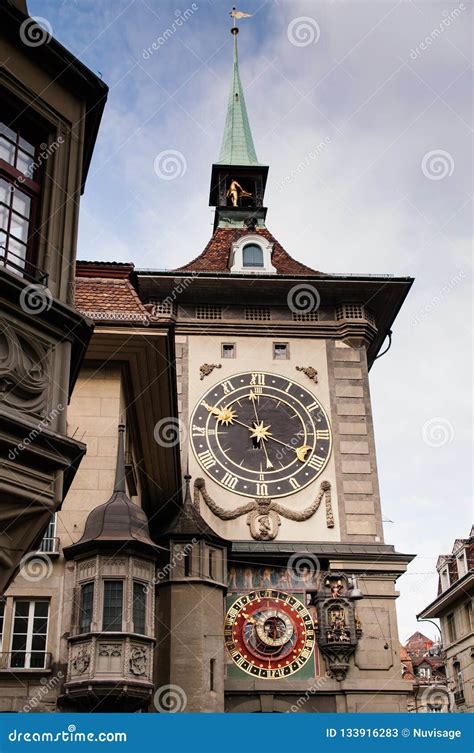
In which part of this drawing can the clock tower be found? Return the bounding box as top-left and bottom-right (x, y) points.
(137, 18), (414, 713)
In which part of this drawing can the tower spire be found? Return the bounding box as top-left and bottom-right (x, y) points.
(114, 423), (126, 493)
(218, 10), (260, 166)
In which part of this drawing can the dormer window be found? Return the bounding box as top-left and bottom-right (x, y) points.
(440, 566), (450, 591)
(456, 549), (467, 578)
(230, 233), (276, 275)
(242, 243), (264, 268)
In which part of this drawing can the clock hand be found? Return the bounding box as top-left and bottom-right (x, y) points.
(202, 401), (237, 426)
(248, 392), (273, 468)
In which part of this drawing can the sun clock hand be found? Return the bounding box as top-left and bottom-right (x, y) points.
(201, 401), (237, 426)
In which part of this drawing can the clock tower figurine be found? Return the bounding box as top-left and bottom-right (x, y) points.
(137, 13), (414, 713)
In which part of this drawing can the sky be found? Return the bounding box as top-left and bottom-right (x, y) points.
(27, 0), (472, 642)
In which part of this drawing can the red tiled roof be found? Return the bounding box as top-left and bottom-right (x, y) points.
(175, 227), (326, 276)
(75, 262), (149, 323)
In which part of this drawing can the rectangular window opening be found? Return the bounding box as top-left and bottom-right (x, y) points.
(221, 343), (236, 359)
(102, 580), (124, 632)
(273, 342), (289, 360)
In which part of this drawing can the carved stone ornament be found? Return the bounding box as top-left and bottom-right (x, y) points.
(71, 646), (91, 674)
(0, 319), (50, 415)
(98, 644), (122, 658)
(199, 363), (222, 380)
(194, 478), (334, 540)
(296, 366), (318, 384)
(129, 646), (148, 676)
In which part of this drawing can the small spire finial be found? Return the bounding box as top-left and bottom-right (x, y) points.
(229, 7), (252, 35)
(114, 424), (126, 493)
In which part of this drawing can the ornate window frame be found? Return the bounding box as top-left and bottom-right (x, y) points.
(229, 233), (276, 275)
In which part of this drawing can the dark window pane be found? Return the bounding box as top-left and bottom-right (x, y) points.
(133, 582), (146, 635)
(11, 634), (27, 651)
(30, 652), (45, 668)
(79, 583), (94, 633)
(31, 634), (46, 651)
(14, 601), (29, 617)
(11, 652), (26, 668)
(34, 601), (49, 618)
(102, 581), (123, 632)
(13, 617), (28, 633)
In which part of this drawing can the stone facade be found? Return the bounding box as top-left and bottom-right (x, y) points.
(418, 527), (473, 713)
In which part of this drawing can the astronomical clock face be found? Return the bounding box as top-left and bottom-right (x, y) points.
(190, 371), (332, 498)
(224, 589), (315, 679)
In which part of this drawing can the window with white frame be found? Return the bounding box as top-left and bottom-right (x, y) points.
(38, 513), (57, 553)
(10, 600), (49, 669)
(456, 549), (467, 579)
(440, 566), (450, 591)
(102, 581), (123, 632)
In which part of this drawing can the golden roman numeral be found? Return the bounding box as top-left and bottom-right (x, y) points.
(192, 425), (205, 436)
(250, 373), (265, 386)
(222, 380), (235, 394)
(256, 482), (268, 496)
(289, 478), (301, 490)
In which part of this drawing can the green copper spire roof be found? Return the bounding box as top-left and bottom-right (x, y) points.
(217, 29), (260, 166)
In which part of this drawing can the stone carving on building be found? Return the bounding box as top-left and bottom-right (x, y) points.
(194, 478), (334, 540)
(129, 646), (148, 676)
(71, 646), (91, 675)
(98, 644), (122, 658)
(199, 363), (222, 380)
(0, 320), (50, 416)
(296, 365), (318, 384)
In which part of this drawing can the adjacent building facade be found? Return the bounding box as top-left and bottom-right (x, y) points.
(1, 14), (417, 713)
(401, 632), (447, 713)
(418, 527), (474, 713)
(0, 0), (107, 591)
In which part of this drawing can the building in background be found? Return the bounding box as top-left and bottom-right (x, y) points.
(401, 632), (447, 713)
(0, 14), (416, 713)
(418, 527), (474, 713)
(0, 0), (107, 591)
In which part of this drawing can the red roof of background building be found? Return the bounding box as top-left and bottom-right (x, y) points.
(75, 261), (149, 322)
(175, 227), (326, 276)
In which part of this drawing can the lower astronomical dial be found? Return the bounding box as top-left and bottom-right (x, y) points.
(224, 589), (315, 679)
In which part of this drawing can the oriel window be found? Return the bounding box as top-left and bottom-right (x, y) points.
(102, 581), (124, 632)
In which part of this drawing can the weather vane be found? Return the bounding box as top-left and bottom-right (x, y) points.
(229, 7), (253, 34)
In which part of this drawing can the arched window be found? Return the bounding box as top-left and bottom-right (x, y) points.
(242, 244), (264, 268)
